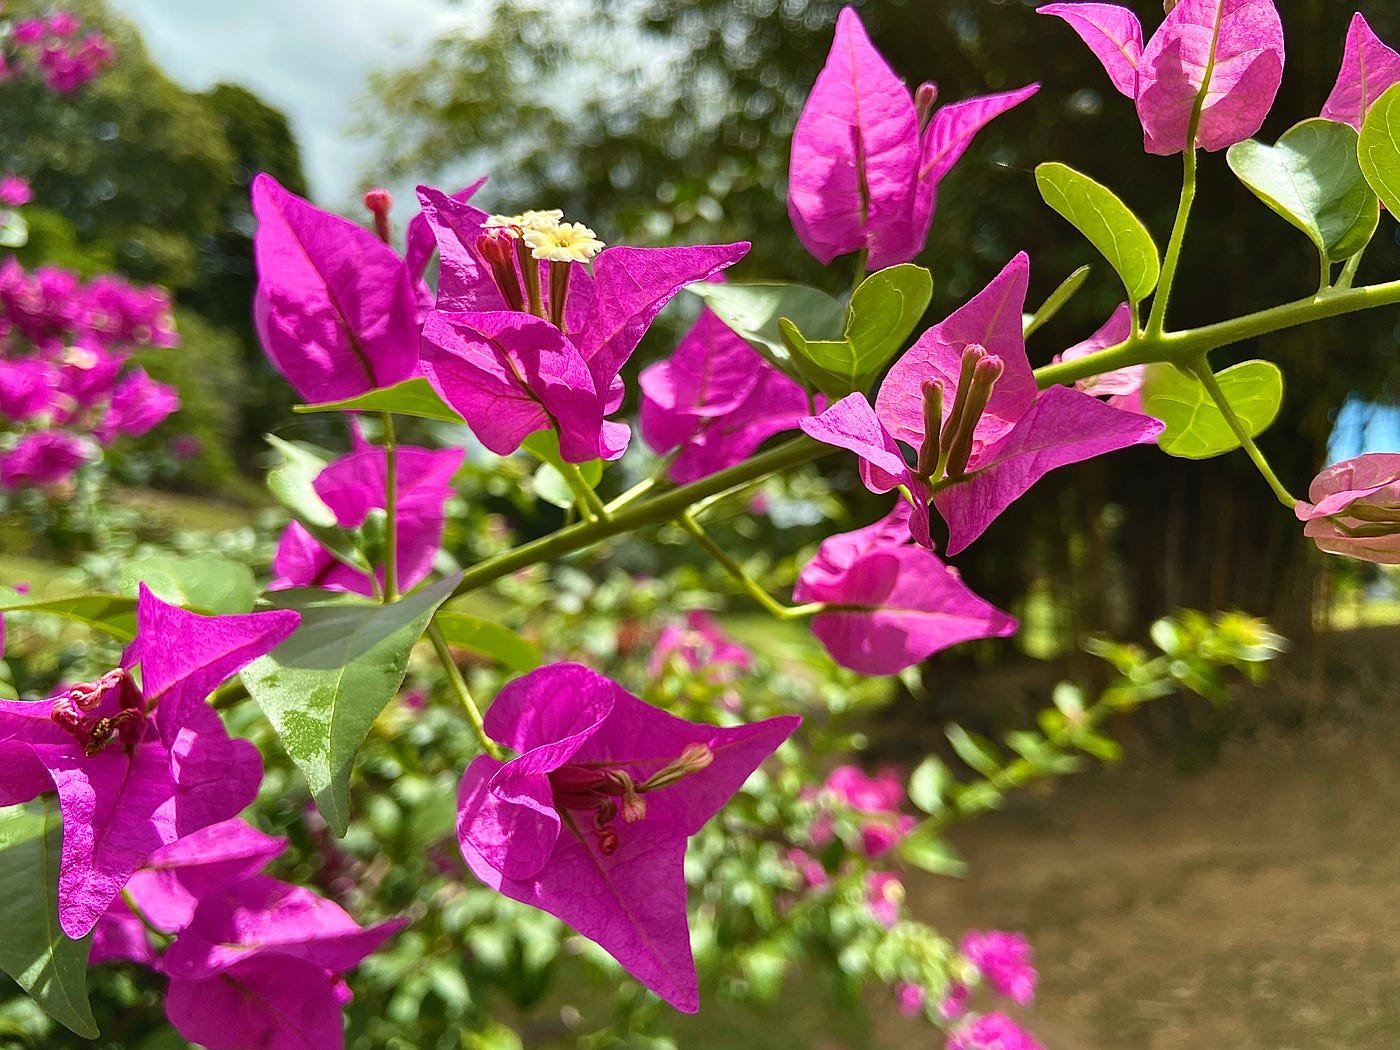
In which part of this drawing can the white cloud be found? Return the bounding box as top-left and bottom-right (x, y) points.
(109, 0), (471, 213)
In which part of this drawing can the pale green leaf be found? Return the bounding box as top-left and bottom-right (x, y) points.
(434, 610), (541, 672)
(0, 589), (136, 642)
(1359, 82), (1400, 214)
(1228, 118), (1379, 262)
(120, 553), (256, 614)
(1036, 162), (1160, 303)
(1141, 360), (1284, 460)
(293, 377), (463, 424)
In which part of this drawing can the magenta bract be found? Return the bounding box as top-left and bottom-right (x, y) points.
(91, 818), (287, 966)
(799, 392), (934, 549)
(960, 929), (1038, 1005)
(1295, 453), (1400, 564)
(456, 663), (798, 1011)
(640, 307), (810, 483)
(421, 309), (628, 463)
(788, 7), (1037, 268)
(1042, 0), (1284, 155)
(793, 503), (1017, 674)
(415, 186), (746, 461)
(0, 429), (93, 489)
(0, 585), (298, 937)
(252, 174), (420, 403)
(161, 877), (404, 1050)
(947, 1012), (1046, 1050)
(1053, 303), (1143, 406)
(1321, 13), (1400, 131)
(648, 610), (753, 680)
(876, 254), (1163, 553)
(92, 368), (179, 444)
(271, 438), (464, 595)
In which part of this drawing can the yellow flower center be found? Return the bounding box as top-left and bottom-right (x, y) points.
(484, 209), (565, 237)
(524, 222), (606, 263)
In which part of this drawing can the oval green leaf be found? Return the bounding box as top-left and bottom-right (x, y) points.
(1227, 118), (1379, 263)
(778, 264), (932, 396)
(0, 589), (137, 642)
(242, 576), (461, 835)
(434, 610), (541, 672)
(1360, 82), (1400, 215)
(121, 553), (257, 614)
(1141, 360), (1284, 460)
(294, 377), (463, 424)
(1036, 162), (1160, 303)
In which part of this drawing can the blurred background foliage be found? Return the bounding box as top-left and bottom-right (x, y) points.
(4, 0), (1396, 648)
(363, 0), (1400, 651)
(2, 2), (1399, 1046)
(0, 0), (308, 481)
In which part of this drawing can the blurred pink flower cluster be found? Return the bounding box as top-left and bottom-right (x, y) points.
(0, 259), (180, 489)
(787, 765), (919, 930)
(938, 931), (1042, 1049)
(4, 10), (114, 93)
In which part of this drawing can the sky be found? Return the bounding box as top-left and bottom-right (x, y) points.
(110, 0), (470, 213)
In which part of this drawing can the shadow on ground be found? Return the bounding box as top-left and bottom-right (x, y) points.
(883, 626), (1400, 1049)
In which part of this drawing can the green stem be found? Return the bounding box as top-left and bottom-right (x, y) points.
(560, 460), (610, 522)
(452, 435), (833, 599)
(605, 476), (657, 514)
(427, 618), (505, 760)
(1033, 277), (1400, 389)
(1337, 247), (1366, 292)
(851, 248), (869, 297)
(1146, 147), (1198, 338)
(1190, 358), (1297, 508)
(381, 412), (400, 602)
(1317, 252), (1333, 297)
(122, 888), (173, 946)
(677, 511), (820, 622)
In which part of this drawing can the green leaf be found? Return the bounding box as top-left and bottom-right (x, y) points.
(264, 436), (371, 573)
(907, 756), (952, 815)
(0, 210), (28, 249)
(522, 431), (603, 510)
(435, 610), (541, 672)
(1074, 731), (1125, 763)
(780, 265), (933, 396)
(1227, 119), (1379, 263)
(1141, 360), (1284, 460)
(242, 576), (461, 835)
(1024, 264), (1091, 338)
(0, 589), (136, 642)
(688, 280), (845, 372)
(1359, 82), (1400, 215)
(0, 803), (97, 1038)
(293, 377), (463, 424)
(897, 831), (968, 877)
(266, 435), (335, 527)
(120, 554), (256, 614)
(1036, 162), (1160, 303)
(946, 724), (1002, 778)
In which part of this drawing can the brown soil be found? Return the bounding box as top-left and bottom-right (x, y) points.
(879, 627), (1400, 1048)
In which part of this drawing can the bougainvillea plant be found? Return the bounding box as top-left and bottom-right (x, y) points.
(4, 2), (1400, 1047)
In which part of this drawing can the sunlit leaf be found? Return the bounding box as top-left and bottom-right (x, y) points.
(1036, 162), (1159, 303)
(1228, 118), (1378, 262)
(1141, 360), (1284, 460)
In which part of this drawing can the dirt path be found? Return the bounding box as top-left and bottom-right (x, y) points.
(890, 717), (1400, 1049)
